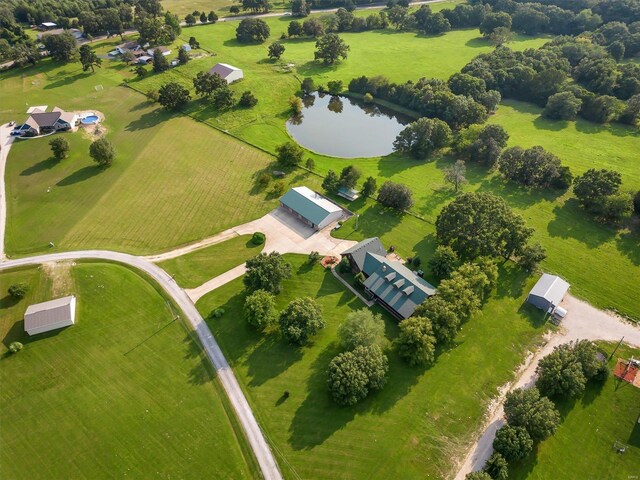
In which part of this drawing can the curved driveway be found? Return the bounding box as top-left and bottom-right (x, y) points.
(0, 250), (283, 480)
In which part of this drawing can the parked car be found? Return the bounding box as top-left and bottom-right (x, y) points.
(10, 130), (22, 136)
(8, 120), (15, 126)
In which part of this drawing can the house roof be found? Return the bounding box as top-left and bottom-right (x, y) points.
(59, 111), (77, 124)
(337, 185), (360, 201)
(362, 252), (435, 319)
(41, 22), (57, 27)
(280, 186), (341, 226)
(208, 63), (241, 78)
(29, 111), (62, 127)
(529, 274), (570, 306)
(342, 238), (387, 272)
(24, 296), (75, 331)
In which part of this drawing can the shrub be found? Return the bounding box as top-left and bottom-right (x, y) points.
(8, 283), (29, 299)
(256, 173), (271, 189)
(338, 308), (386, 350)
(305, 158), (315, 170)
(146, 88), (160, 102)
(279, 297), (324, 345)
(211, 308), (225, 318)
(244, 289), (276, 330)
(327, 345), (388, 405)
(239, 91), (258, 107)
(270, 180), (285, 196)
(251, 232), (266, 245)
(308, 251), (321, 263)
(9, 342), (23, 353)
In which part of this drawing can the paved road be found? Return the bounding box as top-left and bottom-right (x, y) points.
(0, 124), (15, 259)
(0, 250), (284, 480)
(454, 295), (640, 479)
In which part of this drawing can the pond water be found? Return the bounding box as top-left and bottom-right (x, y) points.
(286, 93), (411, 158)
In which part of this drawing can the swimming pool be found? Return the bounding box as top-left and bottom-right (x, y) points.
(81, 115), (99, 125)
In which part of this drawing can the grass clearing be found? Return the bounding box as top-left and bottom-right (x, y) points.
(510, 343), (640, 480)
(159, 234), (263, 288)
(0, 262), (257, 479)
(196, 254), (549, 479)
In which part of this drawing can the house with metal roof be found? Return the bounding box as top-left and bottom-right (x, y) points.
(279, 186), (344, 230)
(341, 238), (387, 274)
(24, 295), (76, 336)
(208, 63), (244, 84)
(526, 273), (570, 312)
(362, 252), (436, 320)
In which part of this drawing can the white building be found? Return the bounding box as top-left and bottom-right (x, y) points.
(279, 186), (344, 230)
(24, 295), (77, 336)
(208, 63), (244, 84)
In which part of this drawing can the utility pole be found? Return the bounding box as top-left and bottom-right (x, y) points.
(609, 336), (625, 360)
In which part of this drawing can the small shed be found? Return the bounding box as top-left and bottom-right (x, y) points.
(208, 63), (244, 84)
(526, 274), (570, 312)
(24, 295), (76, 336)
(337, 186), (360, 202)
(279, 186), (343, 230)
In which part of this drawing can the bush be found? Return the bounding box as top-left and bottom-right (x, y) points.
(270, 180), (285, 196)
(305, 158), (315, 170)
(244, 289), (276, 330)
(338, 308), (386, 350)
(210, 308), (225, 318)
(9, 342), (23, 353)
(327, 345), (388, 405)
(8, 283), (29, 299)
(279, 297), (324, 345)
(484, 453), (508, 480)
(493, 425), (533, 461)
(308, 251), (321, 263)
(363, 92), (373, 103)
(256, 173), (271, 189)
(251, 232), (266, 245)
(146, 88), (160, 102)
(377, 181), (414, 211)
(239, 90), (258, 107)
(276, 142), (304, 167)
(396, 316), (437, 366)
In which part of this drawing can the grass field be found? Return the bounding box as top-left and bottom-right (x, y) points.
(196, 254), (550, 479)
(0, 262), (257, 478)
(159, 234), (262, 288)
(0, 54), (322, 257)
(510, 343), (640, 480)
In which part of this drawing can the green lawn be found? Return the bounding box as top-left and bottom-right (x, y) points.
(0, 55), (322, 257)
(159, 234), (263, 288)
(0, 262), (257, 479)
(196, 254), (550, 480)
(510, 344), (640, 480)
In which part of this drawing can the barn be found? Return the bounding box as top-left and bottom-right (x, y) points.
(24, 296), (76, 336)
(208, 63), (244, 83)
(526, 274), (570, 312)
(279, 186), (343, 230)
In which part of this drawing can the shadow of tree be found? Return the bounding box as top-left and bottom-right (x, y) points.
(616, 227), (640, 266)
(547, 199), (617, 249)
(43, 71), (92, 90)
(125, 108), (170, 131)
(494, 263), (529, 300)
(182, 333), (218, 385)
(56, 165), (102, 186)
(20, 156), (59, 176)
(533, 115), (569, 132)
(245, 335), (303, 387)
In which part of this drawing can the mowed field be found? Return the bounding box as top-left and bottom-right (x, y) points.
(0, 262), (257, 478)
(510, 343), (640, 480)
(196, 254), (549, 480)
(0, 57), (321, 256)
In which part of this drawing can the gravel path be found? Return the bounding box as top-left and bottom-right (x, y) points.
(454, 295), (640, 479)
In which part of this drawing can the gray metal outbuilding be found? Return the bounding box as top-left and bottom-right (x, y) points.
(526, 274), (570, 312)
(24, 295), (76, 336)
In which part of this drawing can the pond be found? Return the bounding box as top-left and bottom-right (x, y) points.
(286, 93), (412, 158)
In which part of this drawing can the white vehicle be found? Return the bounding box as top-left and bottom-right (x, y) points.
(552, 306), (568, 321)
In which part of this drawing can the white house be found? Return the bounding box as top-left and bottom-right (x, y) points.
(279, 186), (344, 230)
(24, 295), (77, 336)
(208, 63), (244, 84)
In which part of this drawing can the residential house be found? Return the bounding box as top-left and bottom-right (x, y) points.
(341, 237), (387, 274)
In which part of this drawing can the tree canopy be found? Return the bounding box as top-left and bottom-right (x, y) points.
(327, 345), (388, 405)
(503, 387), (560, 442)
(236, 18), (270, 43)
(244, 252), (292, 294)
(244, 289), (276, 330)
(393, 117), (452, 159)
(158, 82), (191, 110)
(279, 297), (324, 345)
(377, 181), (414, 211)
(338, 309), (386, 350)
(314, 33), (350, 65)
(89, 137), (115, 167)
(396, 316), (437, 367)
(493, 424), (533, 461)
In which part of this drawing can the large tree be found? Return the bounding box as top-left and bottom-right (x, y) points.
(49, 137), (70, 160)
(193, 71), (226, 97)
(276, 142), (304, 166)
(396, 316), (437, 367)
(152, 48), (169, 72)
(279, 297), (324, 345)
(314, 33), (350, 65)
(413, 295), (459, 345)
(43, 32), (78, 62)
(493, 425), (533, 462)
(327, 345), (388, 405)
(498, 146), (571, 189)
(89, 137), (115, 167)
(393, 117), (452, 159)
(338, 309), (386, 350)
(377, 181), (414, 211)
(435, 192), (534, 260)
(158, 82), (191, 109)
(236, 18), (270, 43)
(244, 289), (276, 330)
(244, 252), (292, 294)
(503, 387), (560, 442)
(536, 343), (587, 398)
(78, 44), (101, 72)
(573, 168), (622, 211)
(268, 41), (285, 60)
(543, 91), (582, 120)
(427, 245), (459, 279)
(339, 165), (361, 189)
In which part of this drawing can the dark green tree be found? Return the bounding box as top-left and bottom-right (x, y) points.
(276, 142), (304, 166)
(484, 453), (508, 480)
(268, 41), (285, 60)
(339, 165), (361, 189)
(193, 71), (226, 97)
(322, 170), (340, 193)
(244, 252), (292, 294)
(362, 176), (377, 197)
(480, 12), (512, 37)
(199, 12), (207, 23)
(518, 243), (547, 271)
(292, 0), (310, 17)
(428, 245), (459, 279)
(212, 86), (234, 109)
(236, 18), (270, 43)
(49, 137), (70, 160)
(393, 118), (452, 159)
(89, 137), (116, 167)
(396, 316), (437, 367)
(327, 345), (388, 405)
(338, 308), (386, 350)
(493, 425), (533, 461)
(178, 47), (190, 65)
(239, 91), (258, 107)
(43, 32), (77, 62)
(8, 283), (29, 299)
(301, 77), (315, 94)
(377, 181), (414, 211)
(465, 473), (492, 480)
(185, 13), (196, 25)
(208, 11), (218, 23)
(314, 33), (350, 65)
(244, 289), (276, 330)
(414, 295), (459, 344)
(573, 168), (622, 211)
(303, 17), (325, 37)
(536, 343), (587, 398)
(288, 20), (304, 37)
(78, 44), (101, 72)
(504, 387), (560, 442)
(152, 48), (169, 72)
(158, 82), (191, 109)
(279, 297), (324, 345)
(543, 91), (582, 120)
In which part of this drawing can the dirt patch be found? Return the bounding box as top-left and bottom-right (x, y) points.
(77, 110), (107, 141)
(41, 261), (75, 297)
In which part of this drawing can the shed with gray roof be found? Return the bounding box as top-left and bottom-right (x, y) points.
(362, 252), (435, 319)
(208, 63), (243, 83)
(24, 295), (76, 336)
(526, 274), (570, 312)
(279, 186), (343, 230)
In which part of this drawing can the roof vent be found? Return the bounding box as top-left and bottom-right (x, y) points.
(394, 278), (405, 289)
(385, 271), (396, 281)
(382, 265), (387, 272)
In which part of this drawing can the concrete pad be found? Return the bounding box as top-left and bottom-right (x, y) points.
(27, 105), (48, 113)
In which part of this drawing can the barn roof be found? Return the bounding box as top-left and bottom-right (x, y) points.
(280, 186), (341, 226)
(529, 274), (570, 306)
(24, 296), (75, 332)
